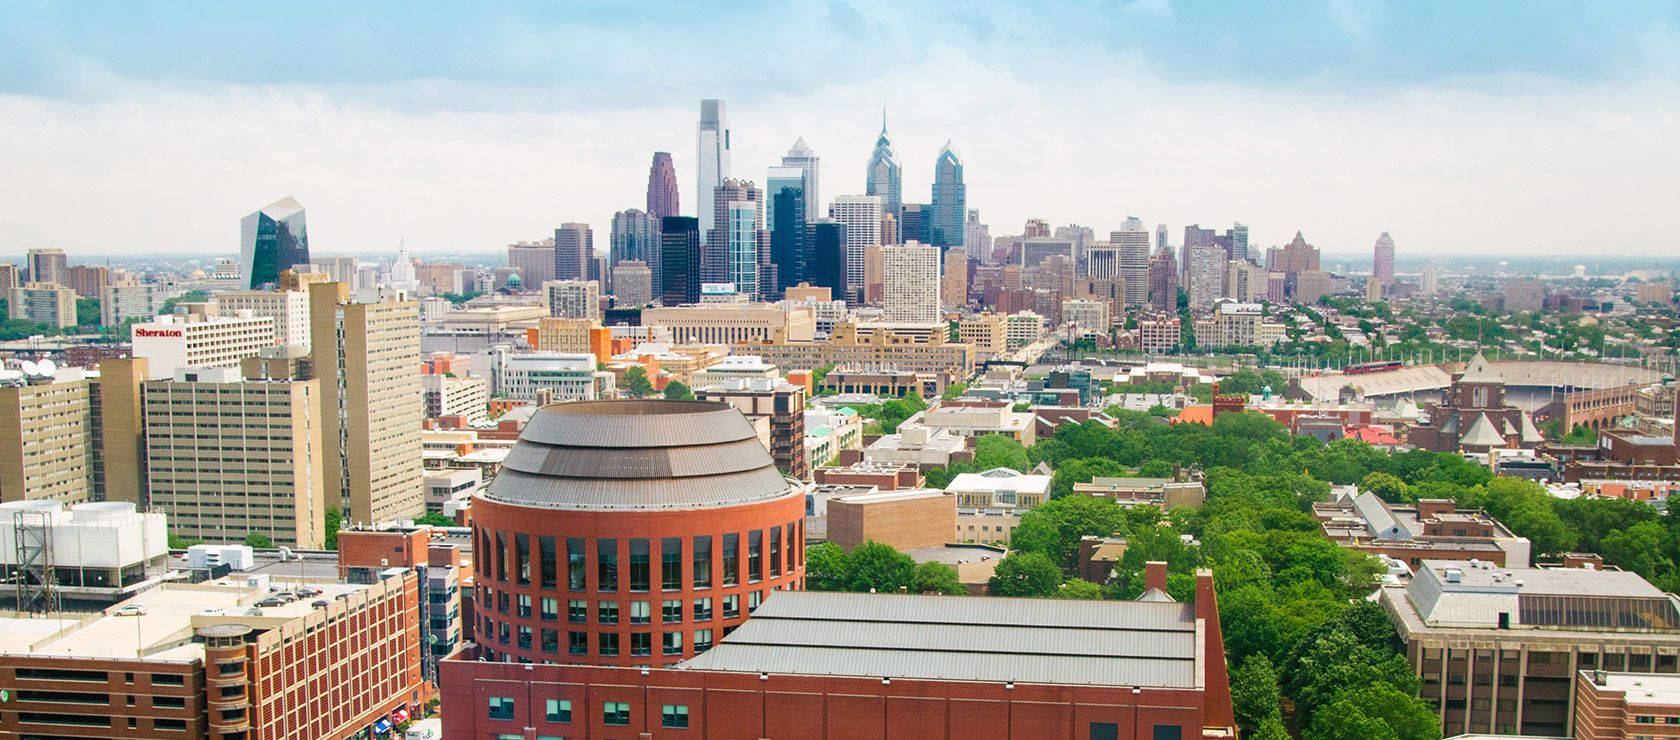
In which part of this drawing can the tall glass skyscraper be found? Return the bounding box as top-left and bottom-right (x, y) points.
(865, 111), (901, 225)
(610, 209), (656, 293)
(725, 201), (762, 300)
(781, 138), (820, 221)
(659, 216), (701, 306)
(806, 219), (846, 297)
(766, 166), (807, 296)
(239, 196), (309, 289)
(646, 152), (679, 221)
(929, 141), (965, 248)
(696, 100), (731, 239)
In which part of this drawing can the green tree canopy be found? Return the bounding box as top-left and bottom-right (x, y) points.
(844, 541), (916, 593)
(621, 366), (654, 397)
(911, 562), (967, 595)
(1009, 495), (1128, 569)
(987, 552), (1063, 597)
(663, 380), (694, 401)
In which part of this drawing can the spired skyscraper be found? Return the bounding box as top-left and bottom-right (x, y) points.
(929, 141), (966, 248)
(239, 196), (309, 289)
(696, 100), (731, 239)
(781, 137), (821, 221)
(646, 151), (679, 222)
(865, 110), (902, 229)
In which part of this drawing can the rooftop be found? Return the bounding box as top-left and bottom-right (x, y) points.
(1590, 671), (1680, 707)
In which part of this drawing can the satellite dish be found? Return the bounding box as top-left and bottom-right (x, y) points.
(36, 359), (56, 377)
(17, 360), (38, 376)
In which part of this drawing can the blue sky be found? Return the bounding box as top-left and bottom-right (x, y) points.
(2, 1), (1678, 257)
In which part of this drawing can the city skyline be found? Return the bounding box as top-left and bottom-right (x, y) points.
(2, 3), (1679, 257)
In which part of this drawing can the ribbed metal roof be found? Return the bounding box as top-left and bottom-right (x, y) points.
(680, 591), (1202, 688)
(481, 400), (798, 511)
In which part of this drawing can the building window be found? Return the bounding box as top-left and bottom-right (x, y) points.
(539, 535), (558, 588)
(631, 632), (652, 657)
(693, 535), (712, 589)
(599, 631), (620, 656)
(749, 590), (763, 612)
(1090, 722), (1118, 740)
(694, 628), (713, 653)
(598, 538), (618, 592)
(662, 704), (690, 728)
(693, 597), (712, 621)
(663, 631), (684, 655)
(493, 532), (507, 582)
(1153, 726), (1182, 740)
(546, 699), (572, 723)
(770, 525), (783, 577)
(722, 533), (739, 586)
(567, 537), (586, 591)
(662, 599), (683, 623)
(540, 628), (558, 653)
(722, 594), (740, 619)
(598, 601), (619, 625)
(629, 538), (651, 592)
(517, 625), (532, 649)
(568, 599), (588, 623)
(489, 696), (515, 720)
(604, 701), (631, 726)
(568, 631), (587, 656)
(747, 530), (763, 583)
(516, 533), (531, 585)
(541, 597), (559, 621)
(662, 537), (682, 591)
(498, 621), (510, 645)
(496, 590), (509, 614)
(517, 594), (532, 618)
(630, 600), (651, 625)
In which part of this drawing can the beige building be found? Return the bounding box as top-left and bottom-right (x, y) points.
(6, 282), (78, 327)
(0, 373), (94, 504)
(213, 289), (311, 346)
(736, 319), (974, 379)
(309, 282), (425, 526)
(533, 317), (597, 353)
(422, 372), (490, 422)
(644, 302), (816, 344)
(543, 279), (601, 321)
(25, 247), (67, 285)
(881, 242), (941, 323)
(1061, 298), (1111, 332)
(942, 247), (968, 310)
(95, 357), (149, 505)
(827, 489), (957, 551)
(100, 281), (163, 327)
(0, 262), (20, 289)
(142, 367), (327, 548)
(957, 313), (1009, 355)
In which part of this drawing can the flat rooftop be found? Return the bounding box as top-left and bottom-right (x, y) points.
(680, 590), (1202, 688)
(1592, 671), (1680, 706)
(832, 489), (948, 505)
(1420, 559), (1667, 598)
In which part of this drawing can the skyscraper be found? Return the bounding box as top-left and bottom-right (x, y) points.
(1149, 247), (1179, 313)
(646, 151), (679, 221)
(696, 99), (731, 238)
(506, 239), (555, 288)
(704, 179), (761, 286)
(553, 222), (594, 282)
(828, 195), (882, 304)
(929, 141), (966, 248)
(942, 245), (968, 310)
(725, 200), (764, 299)
(1186, 245), (1226, 310)
(781, 137), (821, 221)
(25, 247), (68, 285)
(882, 243), (941, 324)
(1156, 223), (1169, 252)
(767, 166), (808, 295)
(865, 109), (902, 224)
(660, 216), (702, 306)
(1373, 232), (1396, 287)
(1113, 218), (1153, 306)
(610, 209), (656, 293)
(239, 196), (309, 289)
(964, 209), (990, 264)
(806, 219), (846, 297)
(1229, 222), (1250, 263)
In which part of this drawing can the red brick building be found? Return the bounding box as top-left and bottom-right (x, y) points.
(1575, 669), (1680, 739)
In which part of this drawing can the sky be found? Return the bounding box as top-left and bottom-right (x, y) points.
(2, 1), (1679, 260)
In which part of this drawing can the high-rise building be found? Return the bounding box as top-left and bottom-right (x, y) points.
(0, 263), (19, 290)
(724, 196), (765, 299)
(767, 165), (808, 295)
(553, 222), (594, 282)
(1373, 231), (1396, 287)
(214, 289), (311, 347)
(308, 282), (423, 526)
(64, 264), (108, 298)
(1113, 217), (1152, 305)
(611, 260), (653, 307)
(1155, 223), (1169, 252)
(781, 137), (821, 221)
(1181, 224), (1217, 283)
(1228, 222), (1250, 263)
(1420, 264), (1440, 295)
(1225, 260), (1266, 303)
(863, 245), (885, 305)
(5, 282), (77, 327)
(806, 219), (846, 297)
(646, 151), (680, 222)
(142, 367), (326, 548)
(704, 179), (760, 285)
(697, 99), (731, 238)
(1055, 224), (1095, 276)
(507, 239), (556, 288)
(610, 208), (656, 293)
(1186, 245), (1226, 310)
(882, 243), (942, 324)
(1266, 231), (1321, 275)
(964, 209), (990, 264)
(0, 372), (94, 505)
(929, 141), (966, 248)
(660, 216), (703, 306)
(130, 314), (276, 379)
(544, 280), (602, 322)
(942, 246), (969, 311)
(1149, 247), (1180, 313)
(100, 281), (162, 327)
(828, 195), (883, 304)
(239, 197), (309, 290)
(865, 109), (902, 223)
(26, 248), (68, 286)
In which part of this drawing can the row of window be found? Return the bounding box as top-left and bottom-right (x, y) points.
(489, 697), (689, 729)
(478, 524), (804, 594)
(482, 621), (716, 657)
(485, 592), (743, 624)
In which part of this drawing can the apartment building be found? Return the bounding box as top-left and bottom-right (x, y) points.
(213, 289), (311, 347)
(6, 282), (78, 327)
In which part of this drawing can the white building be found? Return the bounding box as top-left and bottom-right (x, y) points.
(0, 500), (169, 603)
(422, 372), (490, 422)
(1004, 311), (1045, 350)
(881, 242), (942, 324)
(130, 313), (276, 379)
(424, 468), (482, 514)
(213, 289), (310, 347)
(543, 279), (601, 321)
(1186, 244), (1225, 310)
(804, 406), (864, 467)
(945, 468), (1053, 513)
(1061, 299), (1111, 333)
(100, 282), (163, 327)
(691, 355), (779, 388)
(828, 195), (883, 301)
(490, 351), (614, 401)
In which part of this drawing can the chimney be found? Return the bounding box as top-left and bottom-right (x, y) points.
(1145, 560), (1168, 593)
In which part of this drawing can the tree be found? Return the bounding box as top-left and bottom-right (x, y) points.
(987, 552), (1063, 597)
(805, 542), (851, 591)
(844, 542), (916, 593)
(1137, 459), (1174, 478)
(972, 434), (1030, 472)
(622, 366), (654, 397)
(1230, 655), (1283, 736)
(324, 508), (343, 550)
(413, 512), (456, 527)
(663, 380), (694, 401)
(1304, 682), (1442, 740)
(911, 562), (967, 595)
(1360, 471), (1411, 502)
(1053, 578), (1105, 599)
(167, 532), (202, 549)
(244, 532), (274, 548)
(1009, 495), (1128, 569)
(1251, 717), (1291, 740)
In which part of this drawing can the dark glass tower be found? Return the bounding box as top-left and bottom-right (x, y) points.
(767, 166), (807, 296)
(660, 216), (701, 306)
(806, 219), (846, 298)
(239, 196), (309, 289)
(929, 141), (965, 247)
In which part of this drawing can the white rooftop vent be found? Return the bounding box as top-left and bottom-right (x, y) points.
(1444, 568), (1463, 583)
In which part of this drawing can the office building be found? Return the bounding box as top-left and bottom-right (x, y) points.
(1373, 232), (1396, 287)
(1224, 260), (1265, 303)
(659, 216), (702, 306)
(213, 289), (311, 347)
(929, 141), (966, 247)
(543, 279), (602, 322)
(239, 196), (310, 289)
(724, 196), (765, 299)
(1381, 559), (1680, 736)
(0, 371), (94, 505)
(1227, 222), (1249, 262)
(957, 313), (1009, 355)
(1148, 247), (1179, 313)
(65, 264), (109, 298)
(1062, 298), (1110, 332)
(461, 401), (805, 667)
(805, 219), (846, 296)
(897, 202), (929, 244)
(1575, 670), (1680, 739)
(26, 248), (68, 285)
(0, 569), (428, 739)
(1139, 316), (1181, 354)
(490, 352), (614, 402)
(422, 372), (490, 423)
(767, 165), (808, 295)
(0, 262), (18, 289)
(609, 208), (656, 290)
(1114, 217), (1153, 305)
(828, 195), (883, 302)
(532, 317), (601, 355)
(141, 367), (326, 548)
(308, 282), (424, 526)
(507, 238), (556, 288)
(646, 150), (679, 221)
(942, 246), (969, 310)
(781, 136), (821, 221)
(964, 209), (990, 263)
(6, 282), (77, 327)
(697, 99), (731, 238)
(611, 260), (653, 307)
(1186, 244), (1226, 310)
(699, 379), (810, 479)
(882, 243), (942, 324)
(311, 254), (358, 286)
(738, 320), (974, 380)
(866, 110), (902, 223)
(1021, 237), (1075, 268)
(553, 222), (594, 283)
(130, 314), (276, 379)
(1266, 231), (1321, 275)
(643, 302), (815, 344)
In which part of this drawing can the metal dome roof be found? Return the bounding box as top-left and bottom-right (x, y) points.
(481, 400), (797, 511)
